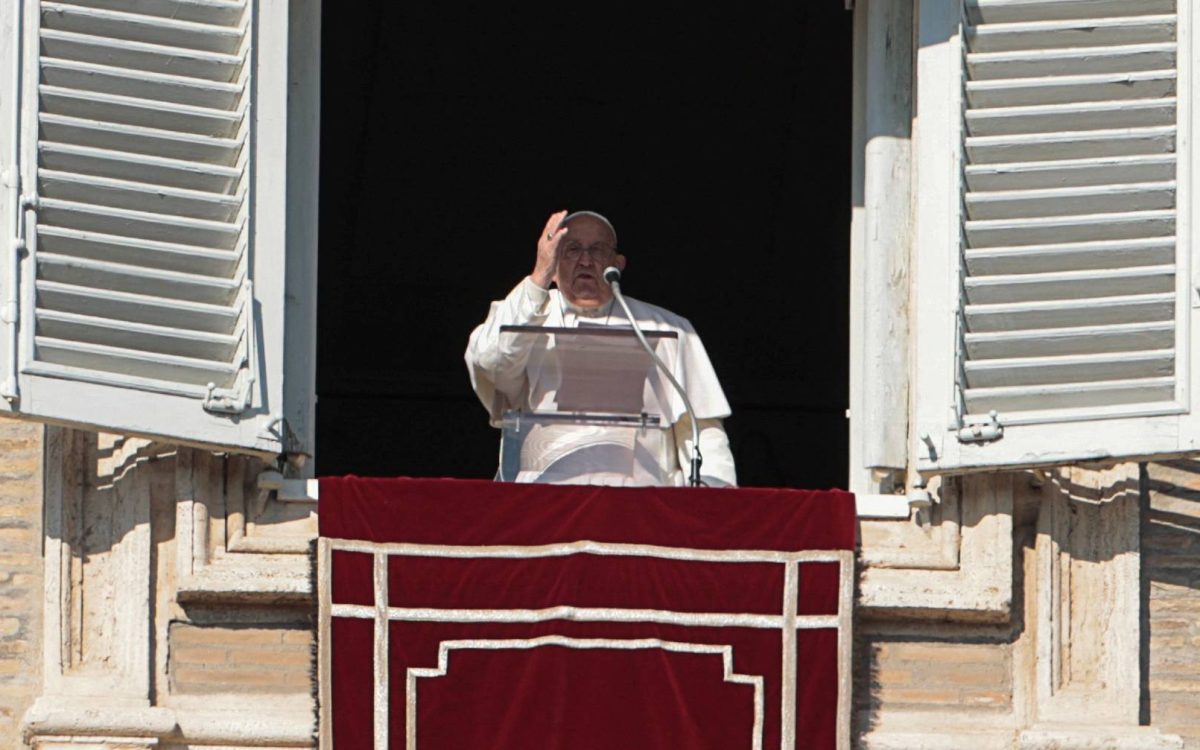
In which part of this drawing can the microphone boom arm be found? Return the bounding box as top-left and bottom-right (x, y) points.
(605, 269), (703, 487)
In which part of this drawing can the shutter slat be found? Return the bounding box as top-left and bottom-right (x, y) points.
(35, 336), (240, 386)
(36, 281), (238, 334)
(964, 237), (1175, 274)
(965, 210), (1174, 247)
(965, 155), (1175, 192)
(39, 170), (243, 221)
(963, 376), (1175, 413)
(964, 349), (1173, 387)
(966, 126), (1175, 163)
(38, 198), (241, 248)
(40, 29), (243, 81)
(966, 70), (1176, 109)
(966, 15), (1176, 53)
(37, 309), (238, 361)
(40, 86), (243, 137)
(40, 142), (241, 193)
(965, 293), (1175, 332)
(963, 265), (1175, 304)
(967, 0), (1175, 24)
(966, 181), (1175, 220)
(41, 58), (244, 110)
(38, 226), (238, 276)
(966, 98), (1176, 137)
(964, 321), (1174, 359)
(56, 0), (247, 29)
(967, 43), (1176, 80)
(41, 3), (246, 54)
(38, 253), (240, 305)
(40, 114), (243, 164)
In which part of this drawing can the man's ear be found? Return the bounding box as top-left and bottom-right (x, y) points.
(615, 254), (627, 271)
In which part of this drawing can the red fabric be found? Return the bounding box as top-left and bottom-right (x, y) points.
(321, 477), (855, 750)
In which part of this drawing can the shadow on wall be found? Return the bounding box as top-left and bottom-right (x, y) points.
(1144, 459), (1200, 592)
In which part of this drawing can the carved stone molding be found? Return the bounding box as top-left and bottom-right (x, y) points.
(1017, 465), (1181, 749)
(40, 428), (164, 703)
(174, 448), (315, 603)
(26, 429), (317, 749)
(859, 474), (1014, 621)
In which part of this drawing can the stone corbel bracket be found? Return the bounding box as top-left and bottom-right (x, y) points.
(174, 450), (316, 604)
(858, 474), (1014, 622)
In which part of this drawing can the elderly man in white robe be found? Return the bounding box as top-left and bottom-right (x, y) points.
(466, 209), (738, 487)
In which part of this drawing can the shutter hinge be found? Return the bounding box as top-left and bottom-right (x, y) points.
(957, 410), (1004, 443)
(202, 375), (254, 415)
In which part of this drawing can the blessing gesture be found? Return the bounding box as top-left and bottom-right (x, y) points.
(532, 209), (569, 289)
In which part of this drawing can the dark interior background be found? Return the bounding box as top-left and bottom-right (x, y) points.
(317, 3), (853, 488)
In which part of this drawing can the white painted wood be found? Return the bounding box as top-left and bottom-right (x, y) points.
(910, 0), (963, 474)
(860, 0), (912, 472)
(24, 0), (257, 399)
(965, 293), (1176, 331)
(966, 127), (1176, 165)
(848, 0), (870, 495)
(966, 182), (1176, 220)
(966, 15), (1176, 53)
(280, 0), (320, 464)
(966, 98), (1177, 137)
(968, 0), (1175, 24)
(963, 265), (1176, 303)
(910, 0), (1200, 473)
(968, 43), (1177, 80)
(964, 236), (1175, 273)
(967, 70), (1176, 108)
(0, 0), (319, 457)
(964, 209), (1175, 247)
(963, 348), (1174, 387)
(0, 0), (22, 402)
(964, 320), (1174, 359)
(964, 375), (1176, 412)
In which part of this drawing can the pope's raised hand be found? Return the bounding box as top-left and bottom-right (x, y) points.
(532, 210), (569, 289)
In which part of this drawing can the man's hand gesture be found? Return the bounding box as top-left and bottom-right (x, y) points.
(532, 210), (569, 289)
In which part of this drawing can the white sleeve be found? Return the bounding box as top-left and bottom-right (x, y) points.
(673, 415), (738, 487)
(465, 276), (553, 424)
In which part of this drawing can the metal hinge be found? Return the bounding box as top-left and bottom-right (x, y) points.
(957, 410), (1003, 443)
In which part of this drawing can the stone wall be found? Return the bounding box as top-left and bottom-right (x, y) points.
(0, 420), (42, 750)
(1146, 461), (1200, 748)
(1, 423), (1198, 748)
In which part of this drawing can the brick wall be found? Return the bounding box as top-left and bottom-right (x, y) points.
(856, 635), (1013, 727)
(0, 419), (42, 748)
(170, 623), (313, 694)
(1145, 461), (1200, 748)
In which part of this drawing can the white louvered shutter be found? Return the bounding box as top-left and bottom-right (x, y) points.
(0, 0), (316, 457)
(913, 0), (1198, 473)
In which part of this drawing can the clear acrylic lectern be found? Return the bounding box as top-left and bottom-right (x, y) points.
(497, 324), (680, 484)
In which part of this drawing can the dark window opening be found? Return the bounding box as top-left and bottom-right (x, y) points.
(318, 4), (853, 488)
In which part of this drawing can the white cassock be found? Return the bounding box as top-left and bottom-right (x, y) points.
(466, 276), (738, 487)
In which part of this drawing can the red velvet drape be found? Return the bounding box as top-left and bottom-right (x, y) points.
(320, 477), (856, 750)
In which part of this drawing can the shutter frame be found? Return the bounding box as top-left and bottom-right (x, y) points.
(912, 0), (1199, 474)
(0, 0), (316, 459)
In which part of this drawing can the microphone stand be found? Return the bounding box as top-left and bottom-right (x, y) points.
(604, 267), (703, 487)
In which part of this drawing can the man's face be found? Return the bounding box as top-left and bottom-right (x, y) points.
(554, 215), (626, 308)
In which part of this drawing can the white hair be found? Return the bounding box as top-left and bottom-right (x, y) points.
(562, 210), (618, 247)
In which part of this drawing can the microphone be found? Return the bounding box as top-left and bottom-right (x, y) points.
(603, 267), (704, 487)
